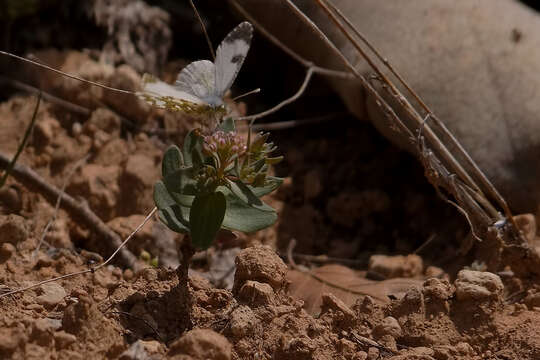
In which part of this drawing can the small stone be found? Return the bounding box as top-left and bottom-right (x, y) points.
(233, 245), (287, 292)
(0, 186), (22, 213)
(54, 330), (77, 350)
(368, 254), (423, 278)
(0, 214), (29, 245)
(455, 270), (503, 301)
(168, 328), (231, 360)
(123, 269), (134, 281)
(513, 214), (536, 244)
(354, 351), (368, 360)
(67, 164), (121, 220)
(72, 122), (83, 137)
(367, 347), (380, 360)
(238, 281), (275, 306)
(524, 290), (540, 309)
(320, 293), (356, 328)
(35, 253), (52, 268)
(24, 303), (44, 312)
(372, 316), (402, 340)
(36, 282), (67, 308)
(0, 242), (16, 263)
(229, 306), (258, 338)
(422, 278), (453, 301)
(137, 340), (163, 354)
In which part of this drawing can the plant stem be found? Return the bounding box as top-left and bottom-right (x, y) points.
(176, 235), (195, 330)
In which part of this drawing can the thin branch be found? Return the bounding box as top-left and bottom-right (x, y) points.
(0, 93), (41, 188)
(230, 0), (353, 79)
(236, 67), (314, 125)
(0, 207), (157, 300)
(0, 51), (135, 95)
(0, 152), (139, 268)
(248, 112), (347, 132)
(0, 75), (91, 115)
(32, 154), (90, 258)
(188, 0), (215, 61)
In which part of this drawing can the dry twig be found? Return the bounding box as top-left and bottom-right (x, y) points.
(0, 152), (139, 268)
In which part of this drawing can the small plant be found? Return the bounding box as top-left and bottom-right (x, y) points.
(153, 117), (283, 250)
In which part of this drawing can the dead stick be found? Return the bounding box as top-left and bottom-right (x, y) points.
(0, 151), (139, 269)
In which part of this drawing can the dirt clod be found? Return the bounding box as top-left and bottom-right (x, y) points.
(0, 214), (29, 245)
(372, 316), (402, 340)
(168, 328), (232, 360)
(454, 270), (503, 302)
(233, 245), (287, 293)
(36, 283), (67, 309)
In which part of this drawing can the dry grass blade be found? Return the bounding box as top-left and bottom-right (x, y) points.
(0, 93), (41, 189)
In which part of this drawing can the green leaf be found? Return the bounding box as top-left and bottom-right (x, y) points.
(189, 192), (226, 249)
(222, 192), (277, 232)
(217, 117), (236, 133)
(250, 158), (266, 173)
(162, 145), (184, 177)
(182, 130), (204, 167)
(249, 176), (283, 197)
(163, 167), (199, 196)
(226, 178), (266, 209)
(154, 181), (189, 233)
(265, 156), (284, 165)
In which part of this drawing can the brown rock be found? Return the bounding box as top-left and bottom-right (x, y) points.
(229, 305), (259, 338)
(94, 138), (129, 166)
(372, 316), (402, 340)
(233, 245), (287, 292)
(514, 213), (537, 244)
(454, 270), (503, 302)
(368, 254), (423, 279)
(0, 214), (29, 245)
(54, 331), (77, 350)
(68, 164), (121, 220)
(84, 108), (121, 137)
(36, 283), (67, 309)
(238, 280), (276, 306)
(0, 242), (16, 263)
(168, 329), (231, 360)
(121, 153), (159, 214)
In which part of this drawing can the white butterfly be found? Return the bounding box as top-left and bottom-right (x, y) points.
(138, 22), (253, 115)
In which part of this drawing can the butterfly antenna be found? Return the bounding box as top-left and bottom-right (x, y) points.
(188, 0), (216, 61)
(232, 88), (261, 102)
(0, 51), (135, 95)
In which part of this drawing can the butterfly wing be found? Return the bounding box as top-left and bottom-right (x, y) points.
(214, 22), (253, 98)
(138, 74), (207, 113)
(175, 60), (222, 106)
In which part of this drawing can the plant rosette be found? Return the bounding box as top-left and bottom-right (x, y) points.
(153, 118), (283, 249)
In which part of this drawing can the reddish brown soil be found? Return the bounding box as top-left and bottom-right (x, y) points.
(1, 43), (540, 360)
